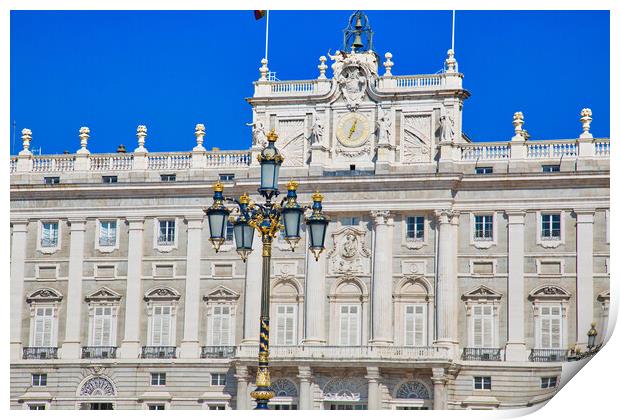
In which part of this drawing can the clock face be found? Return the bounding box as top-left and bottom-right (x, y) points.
(336, 113), (370, 148)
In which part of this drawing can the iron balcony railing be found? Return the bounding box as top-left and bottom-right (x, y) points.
(201, 346), (236, 359)
(529, 348), (568, 362)
(462, 347), (502, 361)
(81, 346), (117, 359)
(141, 346), (177, 359)
(23, 347), (58, 360)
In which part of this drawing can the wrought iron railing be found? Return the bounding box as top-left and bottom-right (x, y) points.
(462, 347), (502, 361)
(81, 346), (117, 359)
(529, 348), (568, 362)
(141, 346), (177, 359)
(201, 346), (236, 359)
(23, 347), (58, 360)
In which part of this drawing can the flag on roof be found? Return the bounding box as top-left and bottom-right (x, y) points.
(254, 10), (266, 20)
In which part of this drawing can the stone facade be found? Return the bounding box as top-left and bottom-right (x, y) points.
(9, 15), (609, 410)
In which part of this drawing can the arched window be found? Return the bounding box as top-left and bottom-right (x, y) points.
(271, 278), (303, 346)
(322, 377), (368, 410)
(394, 276), (433, 346)
(395, 381), (430, 400)
(529, 285), (571, 350)
(79, 376), (116, 397)
(328, 277), (368, 346)
(144, 287), (181, 351)
(26, 288), (63, 356)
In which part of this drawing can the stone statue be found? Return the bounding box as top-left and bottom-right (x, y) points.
(439, 115), (455, 143)
(310, 116), (324, 145)
(246, 121), (268, 148)
(342, 234), (358, 258)
(376, 108), (392, 144)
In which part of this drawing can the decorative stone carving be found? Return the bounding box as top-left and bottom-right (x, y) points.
(246, 121), (268, 148)
(277, 119), (305, 166)
(395, 381), (431, 400)
(144, 286), (181, 301)
(513, 111), (524, 136)
(79, 376), (116, 397)
(203, 285), (240, 302)
(309, 115), (324, 146)
(327, 227), (371, 275)
(439, 114), (455, 143)
(401, 260), (426, 275)
(26, 288), (63, 303)
(271, 378), (298, 397)
(273, 261), (298, 277)
(383, 52), (394, 77)
(329, 51), (378, 111)
(402, 115), (431, 163)
(580, 108), (593, 136)
(21, 128), (32, 153)
(78, 127), (90, 154)
(322, 377), (367, 401)
(194, 123), (206, 151)
(528, 285), (571, 301)
(135, 125), (147, 152)
(85, 287), (122, 302)
(462, 285), (503, 301)
(376, 107), (392, 145)
(317, 56), (328, 79)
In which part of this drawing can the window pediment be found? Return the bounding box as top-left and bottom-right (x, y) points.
(26, 288), (63, 303)
(462, 285), (502, 301)
(528, 285), (571, 301)
(203, 285), (240, 302)
(144, 286), (181, 302)
(85, 287), (122, 303)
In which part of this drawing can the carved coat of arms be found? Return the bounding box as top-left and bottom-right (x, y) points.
(327, 227), (371, 275)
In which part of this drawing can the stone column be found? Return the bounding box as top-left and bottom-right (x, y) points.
(120, 217), (145, 358)
(576, 210), (595, 347)
(235, 365), (249, 410)
(431, 367), (448, 410)
(242, 230), (262, 344)
(304, 235), (326, 344)
(61, 219), (86, 359)
(298, 366), (313, 410)
(180, 215), (203, 358)
(370, 210), (394, 344)
(435, 210), (459, 356)
(366, 367), (382, 410)
(10, 220), (29, 360)
(505, 211), (528, 361)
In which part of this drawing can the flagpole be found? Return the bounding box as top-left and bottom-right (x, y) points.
(265, 10), (270, 62)
(451, 10), (455, 52)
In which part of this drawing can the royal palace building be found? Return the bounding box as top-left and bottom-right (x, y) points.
(9, 13), (610, 410)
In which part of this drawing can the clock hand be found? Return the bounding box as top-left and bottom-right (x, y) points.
(348, 120), (358, 139)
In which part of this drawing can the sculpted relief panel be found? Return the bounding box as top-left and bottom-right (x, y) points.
(402, 114), (432, 163)
(327, 227), (371, 275)
(277, 119), (306, 166)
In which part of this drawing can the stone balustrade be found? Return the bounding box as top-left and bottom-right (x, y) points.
(90, 154), (134, 171)
(32, 155), (75, 172)
(235, 345), (450, 361)
(595, 139), (610, 156)
(526, 140), (579, 159)
(147, 153), (192, 170)
(461, 143), (511, 161)
(394, 74), (444, 89)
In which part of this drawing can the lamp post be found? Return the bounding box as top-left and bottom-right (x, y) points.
(205, 129), (330, 409)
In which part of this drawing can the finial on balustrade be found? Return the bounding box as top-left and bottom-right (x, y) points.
(512, 112), (525, 141)
(77, 127), (90, 154)
(20, 128), (33, 155)
(580, 108), (593, 139)
(259, 58), (269, 81)
(445, 49), (457, 73)
(383, 52), (394, 77)
(318, 56), (328, 79)
(135, 125), (148, 152)
(194, 123), (206, 151)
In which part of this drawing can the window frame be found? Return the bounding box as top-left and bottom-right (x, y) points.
(403, 303), (426, 347)
(540, 376), (558, 389)
(148, 304), (174, 347)
(150, 372), (167, 386)
(219, 173), (235, 182)
(273, 304), (297, 346)
(160, 173), (176, 182)
(536, 211), (565, 248)
(338, 303), (362, 346)
(43, 176), (60, 185)
(95, 219), (120, 253)
(470, 212), (497, 249)
(29, 305), (57, 348)
(37, 220), (61, 254)
(153, 217), (179, 252)
(32, 373), (47, 387)
(542, 165), (560, 173)
(475, 167), (493, 175)
(473, 376), (492, 390)
(211, 373), (227, 386)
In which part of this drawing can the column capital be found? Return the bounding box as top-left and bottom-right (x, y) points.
(297, 366), (312, 380)
(575, 209), (596, 222)
(431, 367), (447, 384)
(126, 217), (145, 230)
(235, 364), (249, 380)
(370, 210), (392, 225)
(365, 366), (381, 381)
(67, 218), (87, 230)
(185, 214), (204, 228)
(10, 219), (29, 231)
(505, 210), (526, 224)
(434, 209), (459, 224)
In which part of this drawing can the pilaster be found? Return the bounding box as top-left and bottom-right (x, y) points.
(242, 231), (262, 344)
(304, 235), (327, 344)
(431, 367), (448, 410)
(61, 218), (86, 359)
(120, 217), (145, 358)
(365, 366), (381, 410)
(370, 210), (394, 345)
(505, 210), (528, 361)
(10, 220), (29, 360)
(180, 215), (203, 358)
(235, 365), (249, 410)
(297, 366), (313, 410)
(576, 209), (595, 347)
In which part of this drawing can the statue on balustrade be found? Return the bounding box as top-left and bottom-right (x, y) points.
(246, 121), (268, 148)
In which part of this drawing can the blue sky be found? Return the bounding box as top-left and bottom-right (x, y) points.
(10, 10), (609, 154)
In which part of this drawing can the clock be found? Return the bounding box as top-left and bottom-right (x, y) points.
(336, 113), (370, 148)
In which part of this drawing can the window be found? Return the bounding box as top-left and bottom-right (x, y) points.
(330, 403), (367, 410)
(473, 376), (491, 390)
(211, 373), (226, 386)
(150, 306), (172, 346)
(160, 174), (176, 182)
(43, 176), (60, 185)
(41, 222), (59, 248)
(339, 305), (361, 346)
(32, 373), (47, 387)
(33, 307), (54, 347)
(151, 373), (166, 386)
(158, 220), (175, 245)
(91, 306), (114, 346)
(542, 165), (560, 173)
(219, 173), (234, 181)
(99, 221), (117, 247)
(102, 175), (118, 183)
(208, 404), (227, 410)
(472, 305), (494, 348)
(226, 222), (234, 242)
(541, 214), (561, 240)
(475, 167), (493, 175)
(340, 216), (359, 226)
(474, 215), (493, 241)
(28, 404), (46, 410)
(406, 216), (424, 241)
(148, 404), (166, 410)
(404, 304), (425, 346)
(396, 407), (429, 410)
(541, 377), (558, 389)
(209, 306), (232, 346)
(275, 305), (296, 345)
(271, 404), (298, 410)
(539, 305), (562, 349)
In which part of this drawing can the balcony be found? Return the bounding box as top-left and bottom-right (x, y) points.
(529, 349), (568, 362)
(81, 346), (117, 359)
(462, 348), (502, 361)
(23, 347), (58, 360)
(141, 346), (177, 359)
(201, 346), (236, 359)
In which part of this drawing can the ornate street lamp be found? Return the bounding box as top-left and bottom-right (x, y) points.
(205, 129), (329, 409)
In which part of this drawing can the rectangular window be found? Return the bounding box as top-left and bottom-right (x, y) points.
(29, 404), (46, 410)
(32, 373), (47, 387)
(102, 175), (118, 183)
(404, 304), (426, 346)
(41, 222), (59, 248)
(475, 167), (493, 175)
(339, 305), (361, 346)
(539, 305), (562, 349)
(226, 222), (234, 242)
(541, 214), (561, 240)
(541, 377), (558, 389)
(91, 306), (114, 347)
(211, 373), (226, 386)
(340, 216), (359, 226)
(275, 304), (296, 345)
(160, 174), (176, 182)
(208, 405), (227, 410)
(271, 404), (298, 410)
(474, 215), (493, 241)
(150, 373), (166, 386)
(473, 376), (491, 390)
(542, 165), (560, 173)
(99, 220), (117, 246)
(472, 305), (494, 348)
(406, 216), (425, 241)
(148, 404), (166, 410)
(33, 307), (54, 347)
(210, 306), (232, 346)
(219, 173), (235, 181)
(150, 306), (172, 346)
(43, 176), (60, 185)
(158, 220), (175, 245)
(329, 403), (367, 410)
